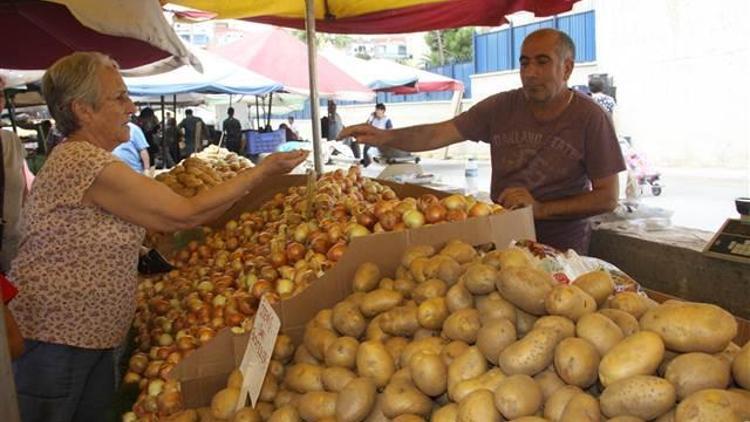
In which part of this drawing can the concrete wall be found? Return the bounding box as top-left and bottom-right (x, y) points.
(473, 0), (750, 168)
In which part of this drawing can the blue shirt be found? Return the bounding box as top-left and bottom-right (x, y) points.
(113, 123), (149, 172)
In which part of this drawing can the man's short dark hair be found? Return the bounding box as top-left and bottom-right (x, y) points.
(288, 115), (294, 121)
(140, 107), (154, 118)
(556, 31), (576, 61)
(227, 107), (235, 116)
(588, 78), (605, 93)
(375, 103), (386, 111)
(185, 109), (193, 116)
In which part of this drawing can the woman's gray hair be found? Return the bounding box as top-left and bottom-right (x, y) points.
(41, 52), (119, 136)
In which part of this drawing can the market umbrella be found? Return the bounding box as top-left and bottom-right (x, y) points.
(210, 27), (373, 101)
(0, 0), (197, 71)
(170, 0), (580, 33)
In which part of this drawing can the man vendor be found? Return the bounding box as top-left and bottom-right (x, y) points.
(339, 29), (625, 254)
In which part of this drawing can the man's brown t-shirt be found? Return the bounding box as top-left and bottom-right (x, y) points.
(454, 88), (625, 254)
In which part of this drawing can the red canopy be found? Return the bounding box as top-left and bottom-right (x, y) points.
(246, 0), (579, 34)
(210, 28), (373, 100)
(0, 0), (179, 70)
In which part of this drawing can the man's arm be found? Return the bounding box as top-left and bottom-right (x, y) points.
(338, 119), (464, 152)
(499, 174), (620, 220)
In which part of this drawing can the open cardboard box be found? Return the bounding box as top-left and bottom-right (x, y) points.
(166, 176), (537, 407)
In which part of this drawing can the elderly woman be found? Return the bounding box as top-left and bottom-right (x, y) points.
(9, 52), (307, 422)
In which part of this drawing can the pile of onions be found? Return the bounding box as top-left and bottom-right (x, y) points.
(127, 166), (503, 420)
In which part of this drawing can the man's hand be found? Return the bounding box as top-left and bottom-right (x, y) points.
(258, 150), (309, 176)
(338, 124), (390, 146)
(498, 187), (546, 218)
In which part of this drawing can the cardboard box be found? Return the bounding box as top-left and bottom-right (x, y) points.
(167, 175), (537, 407)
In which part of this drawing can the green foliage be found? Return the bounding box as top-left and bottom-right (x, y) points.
(424, 28), (474, 66)
(292, 30), (353, 49)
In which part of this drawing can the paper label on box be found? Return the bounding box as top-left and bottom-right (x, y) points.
(237, 297), (280, 410)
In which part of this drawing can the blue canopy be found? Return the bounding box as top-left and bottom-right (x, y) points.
(124, 46), (282, 96)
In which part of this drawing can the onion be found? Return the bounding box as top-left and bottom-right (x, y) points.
(176, 335), (196, 351)
(356, 211), (377, 229)
(309, 234), (330, 254)
(225, 220), (239, 231)
(417, 194), (440, 212)
(157, 333), (174, 347)
(144, 360), (164, 379)
(378, 210), (400, 231)
(286, 242), (306, 262)
(468, 202), (492, 217)
(123, 371), (142, 385)
(446, 209), (468, 222)
(293, 224), (310, 243)
(276, 278), (295, 296)
(129, 353), (149, 374)
(442, 194), (467, 211)
(197, 327), (215, 344)
(326, 242), (347, 262)
(251, 279), (273, 298)
(402, 209), (426, 229)
(424, 203), (447, 223)
(269, 251), (287, 268)
(347, 224), (370, 240)
(156, 390), (183, 416)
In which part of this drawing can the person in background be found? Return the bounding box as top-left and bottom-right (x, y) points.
(340, 29), (625, 254)
(589, 77), (616, 115)
(362, 103), (393, 166)
(222, 107), (243, 154)
(9, 52), (308, 422)
(324, 99), (360, 159)
(178, 108), (205, 156)
(135, 107), (160, 164)
(112, 122), (150, 173)
(164, 117), (183, 165)
(286, 115), (300, 139)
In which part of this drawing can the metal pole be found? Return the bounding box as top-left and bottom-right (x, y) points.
(4, 91), (17, 134)
(305, 0), (323, 173)
(267, 92), (273, 129)
(0, 302), (21, 422)
(172, 95), (177, 158)
(160, 96), (167, 168)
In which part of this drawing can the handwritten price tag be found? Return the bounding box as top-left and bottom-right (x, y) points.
(237, 296), (280, 410)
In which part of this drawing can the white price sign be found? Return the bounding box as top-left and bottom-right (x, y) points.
(237, 296), (280, 410)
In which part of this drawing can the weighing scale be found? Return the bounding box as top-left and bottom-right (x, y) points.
(703, 198), (750, 264)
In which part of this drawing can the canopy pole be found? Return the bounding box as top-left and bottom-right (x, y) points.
(255, 96), (261, 130)
(266, 92), (273, 129)
(305, 0), (323, 173)
(4, 91), (18, 134)
(172, 94), (177, 159)
(160, 95), (167, 168)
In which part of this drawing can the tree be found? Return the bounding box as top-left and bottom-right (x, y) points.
(292, 30), (353, 49)
(424, 28), (474, 66)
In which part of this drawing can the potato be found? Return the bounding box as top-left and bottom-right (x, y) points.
(402, 245), (436, 267)
(366, 314), (390, 343)
(303, 326), (338, 361)
(273, 334), (295, 363)
(441, 341), (470, 367)
(380, 305), (421, 337)
(496, 266), (554, 315)
(413, 328), (439, 340)
(424, 255), (463, 286)
(447, 347), (488, 398)
(274, 390), (300, 409)
(412, 279), (448, 304)
(510, 417), (548, 422)
(600, 375), (676, 420)
(476, 292), (517, 324)
(231, 407), (262, 422)
(347, 292), (367, 308)
(664, 352), (731, 400)
(312, 309), (335, 331)
(733, 341), (750, 389)
(559, 393), (600, 422)
(357, 341), (396, 388)
(458, 389), (501, 422)
(653, 410), (674, 422)
(498, 328), (559, 376)
(335, 377), (377, 422)
(534, 368), (566, 402)
(576, 312), (624, 356)
(451, 367), (506, 402)
(545, 285), (597, 321)
(268, 405), (301, 422)
(391, 367), (413, 385)
(360, 289), (404, 318)
(381, 381), (433, 419)
(462, 263), (498, 295)
(384, 337), (410, 366)
(640, 301), (737, 353)
(298, 391), (337, 421)
(442, 309), (481, 343)
(354, 262), (381, 292)
(284, 363), (324, 393)
(675, 389), (744, 422)
(211, 387), (240, 420)
(606, 292), (652, 319)
(270, 361), (286, 384)
(439, 240), (477, 264)
(445, 282), (474, 313)
(493, 374), (542, 419)
(534, 316), (576, 341)
(401, 336), (445, 368)
(483, 247), (532, 270)
(394, 278), (419, 298)
(515, 308), (539, 336)
(163, 409), (199, 422)
(554, 337), (600, 388)
(476, 318), (517, 364)
(431, 403), (458, 422)
(410, 257), (431, 283)
(598, 309), (639, 336)
(380, 277), (396, 290)
(714, 341), (741, 367)
(294, 344), (320, 365)
(322, 366), (357, 392)
(544, 385), (582, 422)
(599, 331), (664, 387)
(392, 415), (425, 422)
(573, 270), (615, 306)
(410, 351), (447, 396)
(227, 369), (244, 389)
(332, 301), (367, 338)
(606, 417), (645, 422)
(325, 336), (359, 369)
(259, 374), (279, 402)
(417, 297), (450, 330)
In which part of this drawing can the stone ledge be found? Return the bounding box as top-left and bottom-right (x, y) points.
(590, 226), (750, 319)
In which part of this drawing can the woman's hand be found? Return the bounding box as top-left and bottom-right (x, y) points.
(257, 150), (309, 176)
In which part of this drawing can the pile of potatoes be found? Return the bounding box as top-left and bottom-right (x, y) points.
(165, 240), (750, 422)
(155, 151), (252, 197)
